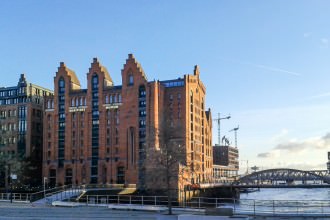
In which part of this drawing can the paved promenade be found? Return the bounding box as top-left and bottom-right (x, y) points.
(1, 202), (329, 220)
(0, 202), (165, 220)
(0, 202), (246, 220)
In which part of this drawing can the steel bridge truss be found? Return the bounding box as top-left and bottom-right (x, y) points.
(238, 169), (330, 185)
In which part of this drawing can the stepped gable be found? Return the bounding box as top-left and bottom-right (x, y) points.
(58, 62), (81, 86)
(90, 58), (113, 83)
(123, 54), (148, 81)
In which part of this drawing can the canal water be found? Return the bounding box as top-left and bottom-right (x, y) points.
(235, 188), (330, 215)
(240, 188), (330, 200)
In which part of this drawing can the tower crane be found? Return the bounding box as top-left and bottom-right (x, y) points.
(229, 125), (239, 148)
(213, 113), (230, 145)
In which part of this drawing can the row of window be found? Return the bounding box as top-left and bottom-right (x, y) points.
(0, 110), (17, 118)
(169, 93), (181, 100)
(18, 87), (26, 94)
(161, 80), (184, 88)
(0, 123), (17, 131)
(0, 137), (16, 145)
(0, 98), (18, 105)
(33, 88), (49, 96)
(0, 90), (18, 97)
(105, 94), (122, 104)
(0, 96), (44, 106)
(71, 97), (87, 107)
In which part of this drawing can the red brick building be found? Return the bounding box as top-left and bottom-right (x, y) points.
(43, 54), (212, 191)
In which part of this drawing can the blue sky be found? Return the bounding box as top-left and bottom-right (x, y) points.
(1, 1), (330, 171)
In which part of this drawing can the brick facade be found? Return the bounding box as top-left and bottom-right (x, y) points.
(43, 55), (212, 191)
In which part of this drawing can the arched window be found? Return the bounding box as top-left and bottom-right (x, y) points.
(80, 97), (83, 106)
(105, 95), (109, 104)
(118, 94), (122, 102)
(92, 74), (98, 89)
(128, 74), (133, 85)
(76, 98), (79, 106)
(71, 99), (75, 107)
(58, 78), (65, 93)
(110, 95), (113, 103)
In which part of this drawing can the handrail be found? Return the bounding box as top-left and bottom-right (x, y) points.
(72, 194), (330, 216)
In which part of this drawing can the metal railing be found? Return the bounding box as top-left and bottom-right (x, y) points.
(29, 184), (136, 203)
(0, 193), (31, 202)
(30, 185), (75, 202)
(73, 195), (330, 216)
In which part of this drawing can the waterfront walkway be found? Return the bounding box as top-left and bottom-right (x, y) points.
(2, 201), (330, 220)
(0, 201), (246, 220)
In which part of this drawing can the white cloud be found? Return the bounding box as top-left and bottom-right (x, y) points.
(256, 133), (330, 171)
(274, 133), (330, 152)
(258, 133), (330, 157)
(236, 104), (330, 173)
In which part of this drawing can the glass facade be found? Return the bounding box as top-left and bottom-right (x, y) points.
(58, 78), (65, 168)
(91, 74), (99, 184)
(138, 85), (146, 186)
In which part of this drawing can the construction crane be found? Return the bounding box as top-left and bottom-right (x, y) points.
(213, 113), (230, 145)
(229, 125), (239, 148)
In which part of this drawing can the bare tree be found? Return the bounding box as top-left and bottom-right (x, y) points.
(140, 118), (189, 215)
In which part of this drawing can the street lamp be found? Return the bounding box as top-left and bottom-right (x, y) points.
(43, 177), (47, 198)
(10, 173), (17, 203)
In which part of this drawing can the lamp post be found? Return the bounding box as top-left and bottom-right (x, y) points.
(10, 173), (17, 203)
(43, 177), (47, 198)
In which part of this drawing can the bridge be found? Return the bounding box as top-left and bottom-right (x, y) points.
(236, 168), (330, 186)
(200, 168), (330, 189)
